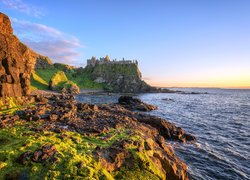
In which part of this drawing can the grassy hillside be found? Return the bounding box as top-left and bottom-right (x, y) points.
(31, 62), (147, 92)
(31, 65), (105, 91)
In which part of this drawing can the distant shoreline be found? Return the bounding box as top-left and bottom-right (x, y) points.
(157, 87), (250, 90)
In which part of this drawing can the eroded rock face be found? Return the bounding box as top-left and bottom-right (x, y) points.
(0, 12), (35, 97)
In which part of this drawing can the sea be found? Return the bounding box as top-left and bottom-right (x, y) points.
(75, 88), (250, 180)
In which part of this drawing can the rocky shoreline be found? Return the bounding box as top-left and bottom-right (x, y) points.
(0, 94), (195, 179)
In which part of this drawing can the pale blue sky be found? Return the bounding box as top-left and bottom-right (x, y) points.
(1, 0), (250, 87)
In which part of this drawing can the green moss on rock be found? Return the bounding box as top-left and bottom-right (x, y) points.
(0, 97), (34, 114)
(0, 121), (161, 179)
(0, 114), (169, 179)
(49, 71), (68, 90)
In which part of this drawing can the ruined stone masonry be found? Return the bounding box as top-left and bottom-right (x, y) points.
(87, 55), (138, 67)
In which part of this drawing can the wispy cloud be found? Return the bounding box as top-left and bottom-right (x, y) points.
(0, 0), (45, 17)
(143, 77), (152, 81)
(11, 18), (83, 65)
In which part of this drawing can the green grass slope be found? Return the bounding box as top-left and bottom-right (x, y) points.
(31, 65), (105, 91)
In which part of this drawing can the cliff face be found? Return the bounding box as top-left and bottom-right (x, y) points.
(87, 63), (152, 93)
(0, 12), (36, 97)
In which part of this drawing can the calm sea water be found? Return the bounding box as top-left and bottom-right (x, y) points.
(75, 88), (250, 180)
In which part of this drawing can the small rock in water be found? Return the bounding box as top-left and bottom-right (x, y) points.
(118, 96), (157, 111)
(162, 98), (174, 102)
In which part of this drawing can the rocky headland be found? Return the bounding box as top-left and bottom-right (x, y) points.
(0, 12), (196, 179)
(0, 94), (195, 179)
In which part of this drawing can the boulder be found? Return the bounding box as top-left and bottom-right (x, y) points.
(63, 81), (80, 95)
(49, 71), (68, 90)
(49, 71), (80, 94)
(17, 144), (58, 164)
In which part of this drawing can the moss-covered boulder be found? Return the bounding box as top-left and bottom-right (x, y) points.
(49, 71), (80, 94)
(49, 71), (68, 91)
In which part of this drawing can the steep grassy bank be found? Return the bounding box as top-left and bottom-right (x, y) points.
(31, 64), (105, 91)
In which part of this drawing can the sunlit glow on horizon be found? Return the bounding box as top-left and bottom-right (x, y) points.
(145, 70), (250, 89)
(1, 1), (249, 89)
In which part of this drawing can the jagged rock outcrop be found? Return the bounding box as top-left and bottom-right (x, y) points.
(0, 12), (36, 97)
(35, 55), (53, 69)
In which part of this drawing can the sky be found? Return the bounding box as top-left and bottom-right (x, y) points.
(0, 0), (250, 88)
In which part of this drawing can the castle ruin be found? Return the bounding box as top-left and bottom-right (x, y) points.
(87, 55), (138, 67)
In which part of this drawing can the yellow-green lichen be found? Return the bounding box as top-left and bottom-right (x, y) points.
(0, 121), (156, 179)
(0, 97), (32, 114)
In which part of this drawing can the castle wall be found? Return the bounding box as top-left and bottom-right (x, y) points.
(87, 58), (138, 67)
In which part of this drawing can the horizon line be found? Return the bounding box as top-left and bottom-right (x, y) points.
(154, 86), (250, 90)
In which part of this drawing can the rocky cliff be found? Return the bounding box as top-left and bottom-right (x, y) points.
(85, 63), (153, 93)
(0, 12), (36, 97)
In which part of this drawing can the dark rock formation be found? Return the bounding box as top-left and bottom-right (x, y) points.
(0, 12), (36, 97)
(61, 83), (80, 95)
(135, 113), (196, 143)
(35, 55), (53, 69)
(17, 144), (58, 164)
(118, 95), (157, 111)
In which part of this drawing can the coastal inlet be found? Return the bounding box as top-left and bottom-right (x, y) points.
(76, 88), (250, 180)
